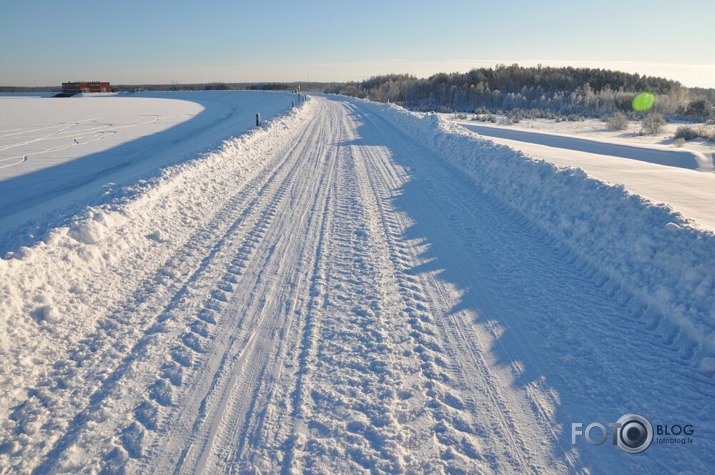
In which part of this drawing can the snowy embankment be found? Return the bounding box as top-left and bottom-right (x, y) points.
(458, 123), (714, 171)
(359, 100), (715, 354)
(451, 121), (715, 232)
(0, 98), (316, 468)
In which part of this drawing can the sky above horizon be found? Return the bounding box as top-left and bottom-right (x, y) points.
(1, 0), (714, 88)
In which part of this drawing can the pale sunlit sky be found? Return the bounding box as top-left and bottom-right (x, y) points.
(1, 0), (714, 87)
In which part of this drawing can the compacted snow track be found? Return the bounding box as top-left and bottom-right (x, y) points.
(1, 96), (713, 474)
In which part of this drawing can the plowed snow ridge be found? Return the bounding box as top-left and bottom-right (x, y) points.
(0, 96), (713, 474)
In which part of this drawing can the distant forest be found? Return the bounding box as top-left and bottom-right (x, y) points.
(324, 64), (714, 120)
(3, 64), (713, 121)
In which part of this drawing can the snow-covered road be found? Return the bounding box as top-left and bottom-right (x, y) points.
(1, 96), (713, 474)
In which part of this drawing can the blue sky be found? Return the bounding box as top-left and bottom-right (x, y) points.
(1, 0), (714, 87)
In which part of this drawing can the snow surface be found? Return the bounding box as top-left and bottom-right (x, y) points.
(0, 94), (713, 474)
(0, 95), (203, 180)
(0, 91), (297, 253)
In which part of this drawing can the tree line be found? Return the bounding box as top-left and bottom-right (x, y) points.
(324, 64), (713, 121)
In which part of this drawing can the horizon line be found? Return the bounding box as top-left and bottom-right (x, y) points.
(3, 59), (714, 89)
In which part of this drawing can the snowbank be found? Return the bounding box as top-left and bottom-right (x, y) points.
(359, 101), (715, 353)
(0, 98), (317, 441)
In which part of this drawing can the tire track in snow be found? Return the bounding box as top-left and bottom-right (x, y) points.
(351, 131), (543, 472)
(357, 148), (485, 467)
(272, 101), (484, 473)
(146, 100), (345, 474)
(183, 119), (337, 474)
(351, 107), (554, 473)
(291, 142), (414, 473)
(237, 104), (349, 474)
(132, 160), (298, 471)
(131, 116), (332, 472)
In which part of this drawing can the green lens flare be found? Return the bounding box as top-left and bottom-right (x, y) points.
(632, 92), (655, 111)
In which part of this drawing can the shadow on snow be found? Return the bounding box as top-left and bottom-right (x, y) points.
(344, 102), (713, 473)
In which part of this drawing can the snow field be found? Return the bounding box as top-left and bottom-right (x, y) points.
(361, 101), (715, 357)
(454, 121), (714, 172)
(0, 91), (296, 252)
(0, 95), (203, 179)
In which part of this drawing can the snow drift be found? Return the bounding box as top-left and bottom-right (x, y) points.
(357, 100), (715, 353)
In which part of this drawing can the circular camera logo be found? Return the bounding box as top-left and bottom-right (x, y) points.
(615, 414), (653, 454)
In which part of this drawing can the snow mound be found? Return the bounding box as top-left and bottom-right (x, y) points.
(363, 101), (715, 353)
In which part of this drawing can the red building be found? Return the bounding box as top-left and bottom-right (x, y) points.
(62, 81), (111, 94)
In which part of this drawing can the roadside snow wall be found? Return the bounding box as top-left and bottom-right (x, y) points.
(362, 101), (715, 353)
(0, 98), (317, 426)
